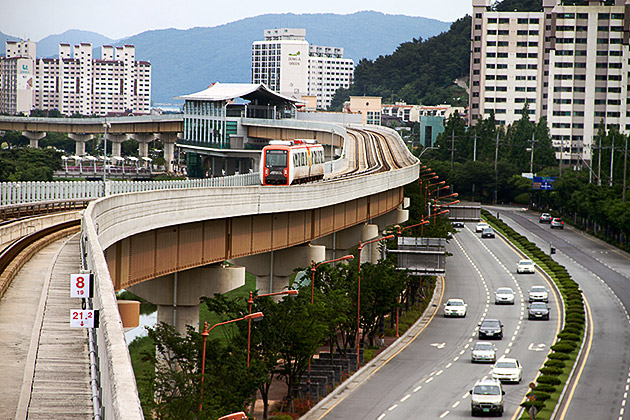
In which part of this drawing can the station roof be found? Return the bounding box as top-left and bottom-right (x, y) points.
(176, 82), (301, 104)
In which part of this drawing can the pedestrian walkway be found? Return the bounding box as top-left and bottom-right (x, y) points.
(0, 233), (93, 419)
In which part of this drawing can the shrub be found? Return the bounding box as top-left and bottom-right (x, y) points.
(533, 383), (557, 393)
(537, 375), (562, 386)
(540, 366), (563, 375)
(544, 359), (566, 368)
(550, 341), (577, 353)
(557, 332), (581, 341)
(520, 400), (546, 411)
(269, 414), (294, 420)
(548, 352), (570, 360)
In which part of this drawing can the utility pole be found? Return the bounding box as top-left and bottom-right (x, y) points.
(473, 131), (477, 162)
(494, 131), (499, 204)
(528, 132), (538, 175)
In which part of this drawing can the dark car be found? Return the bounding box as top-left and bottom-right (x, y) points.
(479, 319), (504, 339)
(528, 302), (550, 320)
(481, 227), (495, 238)
(550, 218), (564, 229)
(539, 213), (552, 223)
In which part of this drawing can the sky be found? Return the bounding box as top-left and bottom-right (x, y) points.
(2, 0), (472, 41)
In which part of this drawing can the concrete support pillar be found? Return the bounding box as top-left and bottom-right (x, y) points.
(232, 244), (325, 295)
(225, 158), (237, 176)
(238, 158), (252, 174)
(107, 134), (129, 158)
(373, 206), (410, 233)
(22, 131), (46, 148)
(131, 133), (155, 165)
(69, 133), (94, 156)
(128, 263), (245, 334)
(313, 222), (379, 262)
(212, 156), (224, 176)
(156, 133), (180, 172)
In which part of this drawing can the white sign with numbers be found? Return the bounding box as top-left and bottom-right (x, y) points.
(70, 309), (97, 328)
(70, 273), (91, 298)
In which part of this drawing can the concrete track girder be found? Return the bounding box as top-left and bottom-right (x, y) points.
(232, 243), (325, 295)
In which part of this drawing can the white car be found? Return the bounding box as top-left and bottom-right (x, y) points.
(491, 357), (523, 383)
(528, 285), (549, 302)
(517, 259), (536, 274)
(471, 341), (497, 363)
(476, 221), (490, 232)
(444, 298), (467, 317)
(495, 287), (515, 305)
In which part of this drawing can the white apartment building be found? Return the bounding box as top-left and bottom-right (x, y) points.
(469, 0), (630, 164)
(252, 28), (354, 110)
(0, 40), (151, 116)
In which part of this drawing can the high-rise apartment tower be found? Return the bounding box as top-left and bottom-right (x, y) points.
(469, 0), (630, 164)
(251, 28), (354, 110)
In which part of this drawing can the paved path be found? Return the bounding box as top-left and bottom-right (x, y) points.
(0, 233), (93, 419)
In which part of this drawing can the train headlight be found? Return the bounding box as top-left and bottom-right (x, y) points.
(283, 168), (288, 177)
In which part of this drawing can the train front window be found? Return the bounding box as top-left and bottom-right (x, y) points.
(266, 150), (287, 167)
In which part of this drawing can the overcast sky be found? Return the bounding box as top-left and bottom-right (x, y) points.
(2, 0), (472, 41)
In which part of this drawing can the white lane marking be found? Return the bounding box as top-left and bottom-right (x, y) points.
(414, 385), (423, 392)
(426, 377), (434, 383)
(460, 350), (466, 355)
(440, 411), (450, 418)
(463, 392), (470, 399)
(388, 404), (398, 411)
(436, 370), (444, 376)
(446, 362), (453, 369)
(452, 401), (461, 408)
(377, 414), (385, 420)
(454, 356), (460, 362)
(401, 394), (411, 402)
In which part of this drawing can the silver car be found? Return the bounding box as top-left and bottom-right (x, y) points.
(471, 341), (497, 363)
(495, 287), (515, 305)
(528, 285), (549, 302)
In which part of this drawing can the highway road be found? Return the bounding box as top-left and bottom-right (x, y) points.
(488, 206), (630, 420)
(318, 221), (561, 419)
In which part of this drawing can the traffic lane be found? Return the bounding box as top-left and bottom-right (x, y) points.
(320, 228), (500, 419)
(502, 210), (630, 314)
(366, 233), (520, 420)
(320, 242), (490, 419)
(494, 208), (630, 419)
(453, 227), (561, 414)
(549, 251), (630, 420)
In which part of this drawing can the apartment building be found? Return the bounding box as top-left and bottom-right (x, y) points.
(469, 0), (630, 164)
(252, 28), (354, 110)
(0, 40), (151, 116)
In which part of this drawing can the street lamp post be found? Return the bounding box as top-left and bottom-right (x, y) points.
(246, 290), (297, 367)
(310, 255), (354, 304)
(433, 199), (460, 224)
(388, 222), (429, 336)
(200, 312), (264, 411)
(356, 234), (395, 369)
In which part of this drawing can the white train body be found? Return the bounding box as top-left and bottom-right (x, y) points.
(260, 140), (325, 185)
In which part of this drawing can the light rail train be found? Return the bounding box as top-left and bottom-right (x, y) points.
(260, 140), (325, 185)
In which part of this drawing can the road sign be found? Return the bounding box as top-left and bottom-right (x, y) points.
(70, 273), (93, 298)
(532, 177), (555, 191)
(70, 309), (99, 328)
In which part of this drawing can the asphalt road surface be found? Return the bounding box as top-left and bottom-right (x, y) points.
(318, 219), (560, 419)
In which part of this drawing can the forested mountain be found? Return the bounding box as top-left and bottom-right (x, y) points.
(330, 16), (472, 109)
